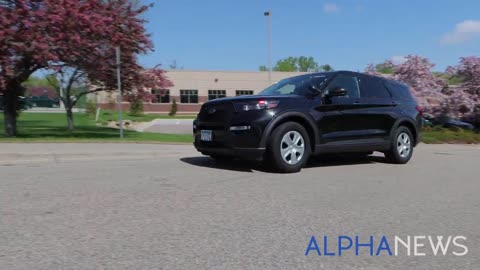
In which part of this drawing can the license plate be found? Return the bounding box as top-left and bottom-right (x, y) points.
(201, 130), (213, 141)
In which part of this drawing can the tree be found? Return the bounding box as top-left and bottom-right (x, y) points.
(442, 57), (480, 117)
(297, 56), (319, 72)
(274, 57), (298, 72)
(364, 64), (382, 76)
(272, 56), (327, 72)
(169, 99), (177, 116)
(320, 64), (334, 72)
(375, 60), (395, 74)
(0, 0), (154, 136)
(393, 55), (446, 111)
(393, 55), (444, 90)
(123, 66), (173, 116)
(23, 75), (59, 91)
(259, 65), (268, 71)
(456, 56), (480, 96)
(49, 64), (172, 130)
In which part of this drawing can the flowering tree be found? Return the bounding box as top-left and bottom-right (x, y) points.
(124, 66), (173, 115)
(364, 56), (479, 121)
(393, 55), (446, 111)
(443, 57), (480, 119)
(376, 60), (395, 74)
(46, 64), (172, 130)
(364, 64), (381, 76)
(0, 0), (154, 136)
(456, 56), (480, 96)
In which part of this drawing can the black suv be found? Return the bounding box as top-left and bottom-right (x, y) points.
(193, 71), (422, 173)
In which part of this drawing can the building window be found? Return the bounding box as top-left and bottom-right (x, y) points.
(152, 89), (170, 103)
(208, 90), (226, 100)
(180, 90), (198, 103)
(236, 90), (254, 96)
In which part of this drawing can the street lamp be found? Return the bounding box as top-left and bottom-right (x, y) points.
(264, 10), (272, 85)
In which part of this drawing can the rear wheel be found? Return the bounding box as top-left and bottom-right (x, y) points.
(385, 126), (414, 164)
(266, 122), (311, 173)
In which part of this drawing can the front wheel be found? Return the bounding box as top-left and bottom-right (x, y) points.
(266, 122), (311, 173)
(385, 126), (414, 164)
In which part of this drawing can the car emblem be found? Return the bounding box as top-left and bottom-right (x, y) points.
(208, 108), (216, 114)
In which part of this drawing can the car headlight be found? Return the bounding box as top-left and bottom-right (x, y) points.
(234, 100), (279, 112)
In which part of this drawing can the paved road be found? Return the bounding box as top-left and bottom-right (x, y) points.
(142, 119), (193, 134)
(0, 143), (479, 269)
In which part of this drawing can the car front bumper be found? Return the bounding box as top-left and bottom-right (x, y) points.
(193, 123), (267, 161)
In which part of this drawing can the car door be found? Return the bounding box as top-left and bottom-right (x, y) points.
(314, 73), (363, 143)
(355, 76), (397, 140)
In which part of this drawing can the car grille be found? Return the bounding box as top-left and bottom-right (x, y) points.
(198, 102), (234, 127)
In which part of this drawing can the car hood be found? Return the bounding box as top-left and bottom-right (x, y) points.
(203, 95), (303, 105)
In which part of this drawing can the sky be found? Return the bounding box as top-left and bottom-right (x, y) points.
(138, 0), (480, 72)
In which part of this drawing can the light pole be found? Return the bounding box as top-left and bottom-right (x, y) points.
(115, 47), (124, 139)
(264, 10), (272, 85)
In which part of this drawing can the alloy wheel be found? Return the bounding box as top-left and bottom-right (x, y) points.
(396, 132), (411, 158)
(280, 130), (305, 165)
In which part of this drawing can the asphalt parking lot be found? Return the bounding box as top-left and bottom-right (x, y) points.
(0, 143), (479, 269)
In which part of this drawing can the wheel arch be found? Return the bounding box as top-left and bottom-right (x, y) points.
(391, 118), (419, 146)
(260, 112), (318, 152)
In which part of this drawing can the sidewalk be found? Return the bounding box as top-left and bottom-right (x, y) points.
(0, 143), (194, 165)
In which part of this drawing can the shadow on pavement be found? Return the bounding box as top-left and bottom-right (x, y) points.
(180, 157), (258, 173)
(181, 154), (390, 173)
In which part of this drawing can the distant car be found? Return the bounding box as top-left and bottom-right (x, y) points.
(0, 95), (32, 110)
(27, 96), (60, 108)
(193, 71), (423, 173)
(434, 116), (474, 130)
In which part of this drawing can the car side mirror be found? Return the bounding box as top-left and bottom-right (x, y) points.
(326, 87), (347, 98)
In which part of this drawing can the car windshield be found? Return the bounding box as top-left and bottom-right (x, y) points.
(259, 75), (328, 96)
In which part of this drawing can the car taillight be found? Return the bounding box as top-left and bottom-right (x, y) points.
(415, 105), (424, 116)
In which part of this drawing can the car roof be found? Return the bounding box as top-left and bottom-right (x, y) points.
(309, 70), (408, 87)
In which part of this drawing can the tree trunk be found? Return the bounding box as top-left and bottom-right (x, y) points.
(3, 83), (19, 137)
(66, 106), (74, 131)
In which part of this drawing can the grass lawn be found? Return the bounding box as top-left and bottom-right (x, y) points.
(422, 127), (480, 144)
(0, 112), (193, 143)
(97, 110), (195, 124)
(1, 112), (479, 144)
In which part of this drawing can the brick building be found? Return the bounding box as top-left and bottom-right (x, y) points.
(93, 70), (307, 114)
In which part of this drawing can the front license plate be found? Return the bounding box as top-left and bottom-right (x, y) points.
(201, 130), (213, 141)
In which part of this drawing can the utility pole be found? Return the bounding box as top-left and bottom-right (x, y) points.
(264, 10), (272, 85)
(116, 47), (124, 139)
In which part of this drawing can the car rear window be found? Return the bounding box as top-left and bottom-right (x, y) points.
(362, 77), (392, 98)
(384, 81), (414, 102)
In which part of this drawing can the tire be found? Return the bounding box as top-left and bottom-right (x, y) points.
(265, 122), (311, 173)
(385, 126), (414, 164)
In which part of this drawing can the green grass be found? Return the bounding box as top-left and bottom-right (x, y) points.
(97, 110), (195, 124)
(1, 112), (479, 144)
(0, 112), (193, 143)
(422, 127), (480, 144)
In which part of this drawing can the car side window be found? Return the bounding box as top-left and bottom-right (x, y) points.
(361, 77), (392, 98)
(326, 75), (360, 98)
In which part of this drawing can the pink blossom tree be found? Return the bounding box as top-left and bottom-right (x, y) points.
(393, 55), (446, 112)
(456, 56), (480, 96)
(0, 0), (155, 136)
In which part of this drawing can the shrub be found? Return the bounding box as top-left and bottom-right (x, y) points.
(169, 99), (177, 116)
(85, 99), (97, 115)
(129, 99), (144, 116)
